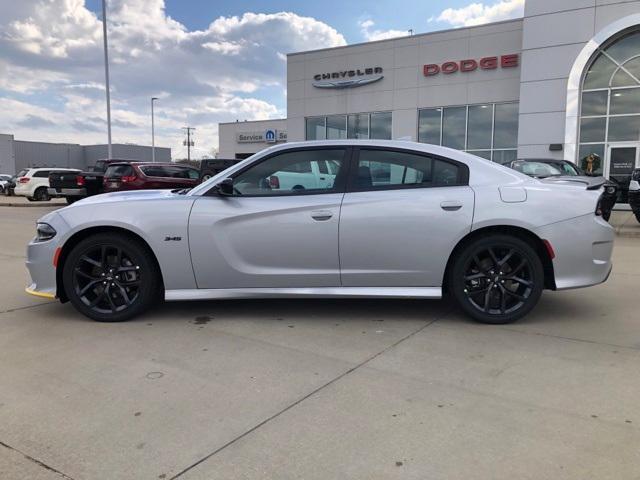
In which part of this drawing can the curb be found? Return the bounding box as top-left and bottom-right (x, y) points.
(0, 202), (65, 208)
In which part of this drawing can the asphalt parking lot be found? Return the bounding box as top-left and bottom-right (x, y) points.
(1, 206), (639, 480)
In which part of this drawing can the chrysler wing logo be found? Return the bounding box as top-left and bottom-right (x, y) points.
(312, 67), (383, 89)
(312, 75), (384, 89)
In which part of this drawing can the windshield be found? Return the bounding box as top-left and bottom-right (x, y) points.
(511, 161), (562, 178)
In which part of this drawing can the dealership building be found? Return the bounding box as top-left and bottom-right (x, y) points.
(219, 0), (640, 202)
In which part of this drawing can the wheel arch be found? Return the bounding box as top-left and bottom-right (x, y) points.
(442, 225), (556, 293)
(56, 226), (164, 302)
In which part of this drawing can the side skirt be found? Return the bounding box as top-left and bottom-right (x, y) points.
(165, 286), (442, 301)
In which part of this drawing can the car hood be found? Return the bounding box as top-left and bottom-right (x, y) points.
(71, 189), (186, 207)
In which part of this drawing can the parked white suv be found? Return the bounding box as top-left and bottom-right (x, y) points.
(13, 168), (81, 201)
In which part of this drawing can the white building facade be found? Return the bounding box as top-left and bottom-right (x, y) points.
(220, 0), (640, 202)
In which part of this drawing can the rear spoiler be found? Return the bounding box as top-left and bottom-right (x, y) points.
(540, 176), (606, 190)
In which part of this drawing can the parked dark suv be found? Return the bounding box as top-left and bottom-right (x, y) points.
(629, 168), (640, 223)
(103, 163), (201, 192)
(509, 159), (617, 221)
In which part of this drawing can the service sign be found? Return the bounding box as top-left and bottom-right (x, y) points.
(236, 130), (287, 144)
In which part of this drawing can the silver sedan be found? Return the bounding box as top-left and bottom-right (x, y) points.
(25, 140), (614, 324)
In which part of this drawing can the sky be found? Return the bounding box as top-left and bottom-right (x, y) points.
(0, 0), (525, 159)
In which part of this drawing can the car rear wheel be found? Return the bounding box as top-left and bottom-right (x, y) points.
(62, 233), (161, 322)
(449, 234), (544, 324)
(34, 187), (50, 201)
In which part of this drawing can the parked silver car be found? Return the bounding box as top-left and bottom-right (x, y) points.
(25, 140), (614, 324)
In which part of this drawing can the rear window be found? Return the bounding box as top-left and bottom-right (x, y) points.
(105, 165), (134, 177)
(17, 170), (27, 177)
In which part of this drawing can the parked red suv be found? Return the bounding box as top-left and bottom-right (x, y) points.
(103, 163), (201, 192)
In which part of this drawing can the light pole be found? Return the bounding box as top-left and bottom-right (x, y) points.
(101, 0), (113, 159)
(151, 97), (158, 162)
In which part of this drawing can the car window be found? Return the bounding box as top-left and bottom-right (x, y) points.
(355, 149), (462, 190)
(33, 170), (51, 178)
(185, 168), (200, 179)
(513, 162), (562, 177)
(232, 149), (346, 196)
(105, 165), (134, 177)
(558, 162), (579, 175)
(17, 170), (28, 177)
(140, 166), (167, 177)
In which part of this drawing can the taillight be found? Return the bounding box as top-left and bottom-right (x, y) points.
(76, 175), (85, 186)
(121, 175), (136, 183)
(595, 195), (603, 216)
(19, 177), (30, 183)
(269, 175), (280, 189)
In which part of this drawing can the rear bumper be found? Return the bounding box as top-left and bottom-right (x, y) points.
(534, 213), (614, 290)
(48, 187), (86, 197)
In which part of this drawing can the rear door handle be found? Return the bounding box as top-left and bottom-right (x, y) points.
(311, 210), (333, 221)
(440, 201), (463, 211)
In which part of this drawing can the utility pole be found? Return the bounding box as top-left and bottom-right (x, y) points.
(101, 0), (113, 159)
(182, 127), (195, 162)
(151, 97), (158, 162)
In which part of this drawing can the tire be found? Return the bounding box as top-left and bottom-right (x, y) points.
(292, 185), (305, 191)
(34, 187), (50, 201)
(449, 234), (544, 324)
(62, 233), (161, 322)
(27, 197), (35, 202)
(634, 211), (640, 224)
(65, 197), (77, 205)
(200, 172), (213, 182)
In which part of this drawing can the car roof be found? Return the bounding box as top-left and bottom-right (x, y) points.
(26, 167), (81, 172)
(516, 158), (569, 164)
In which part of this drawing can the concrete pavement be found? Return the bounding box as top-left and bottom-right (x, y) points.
(1, 206), (639, 479)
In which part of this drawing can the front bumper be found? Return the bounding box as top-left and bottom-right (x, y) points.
(534, 213), (614, 290)
(48, 187), (86, 197)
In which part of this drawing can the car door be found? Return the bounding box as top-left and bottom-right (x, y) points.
(188, 147), (350, 289)
(339, 147), (474, 287)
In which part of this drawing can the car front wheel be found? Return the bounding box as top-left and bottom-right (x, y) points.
(449, 234), (544, 324)
(62, 233), (161, 322)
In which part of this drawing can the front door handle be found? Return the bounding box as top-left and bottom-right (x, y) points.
(440, 201), (463, 211)
(311, 210), (333, 221)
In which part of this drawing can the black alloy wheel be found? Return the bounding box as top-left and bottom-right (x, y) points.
(34, 187), (50, 201)
(450, 234), (544, 324)
(63, 233), (160, 321)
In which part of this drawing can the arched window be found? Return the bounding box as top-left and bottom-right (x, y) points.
(578, 29), (640, 199)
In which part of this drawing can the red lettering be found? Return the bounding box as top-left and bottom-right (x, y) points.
(479, 56), (498, 70)
(460, 59), (478, 72)
(501, 54), (518, 68)
(441, 61), (459, 74)
(423, 64), (440, 76)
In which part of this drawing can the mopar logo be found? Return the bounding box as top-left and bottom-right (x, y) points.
(265, 129), (276, 143)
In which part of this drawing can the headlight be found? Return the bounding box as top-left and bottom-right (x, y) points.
(605, 186), (616, 194)
(35, 223), (56, 242)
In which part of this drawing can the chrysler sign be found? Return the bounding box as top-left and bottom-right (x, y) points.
(423, 54), (518, 76)
(312, 67), (383, 89)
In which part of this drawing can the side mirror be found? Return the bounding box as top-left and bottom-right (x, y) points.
(216, 177), (234, 196)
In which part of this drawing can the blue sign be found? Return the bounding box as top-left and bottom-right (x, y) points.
(265, 129), (276, 143)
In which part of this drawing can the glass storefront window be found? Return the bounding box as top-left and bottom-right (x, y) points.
(581, 91), (608, 116)
(493, 103), (518, 149)
(607, 115), (640, 141)
(583, 54), (618, 90)
(492, 149), (517, 165)
(348, 114), (369, 139)
(306, 117), (326, 140)
(326, 115), (346, 139)
(418, 102), (518, 162)
(306, 112), (391, 141)
(417, 108), (441, 144)
(609, 88), (640, 115)
(580, 117), (607, 142)
(578, 144), (605, 176)
(370, 112), (392, 140)
(467, 104), (492, 150)
(442, 107), (466, 149)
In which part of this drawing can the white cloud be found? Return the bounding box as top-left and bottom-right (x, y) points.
(358, 19), (408, 42)
(436, 0), (524, 27)
(0, 1), (346, 158)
